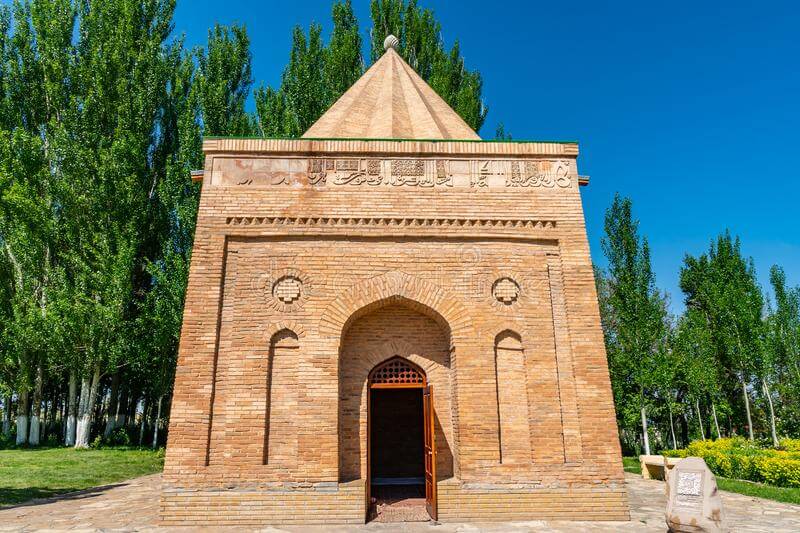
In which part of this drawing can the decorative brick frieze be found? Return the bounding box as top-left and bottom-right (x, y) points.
(225, 216), (557, 230)
(209, 155), (575, 189)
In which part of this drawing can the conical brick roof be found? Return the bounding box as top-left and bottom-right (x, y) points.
(302, 43), (480, 140)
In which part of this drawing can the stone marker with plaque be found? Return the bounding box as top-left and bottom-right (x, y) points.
(666, 457), (725, 532)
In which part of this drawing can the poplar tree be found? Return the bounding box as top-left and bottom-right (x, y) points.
(599, 194), (669, 455)
(0, 0), (493, 449)
(680, 232), (765, 441)
(766, 266), (800, 435)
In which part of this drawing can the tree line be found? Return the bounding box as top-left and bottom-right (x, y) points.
(0, 0), (487, 448)
(597, 195), (800, 454)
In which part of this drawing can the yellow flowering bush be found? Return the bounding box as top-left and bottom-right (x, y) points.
(779, 438), (800, 452)
(661, 437), (800, 487)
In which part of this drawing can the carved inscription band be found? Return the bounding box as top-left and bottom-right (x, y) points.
(213, 157), (573, 189)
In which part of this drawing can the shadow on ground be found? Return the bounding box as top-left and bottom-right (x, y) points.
(0, 482), (129, 509)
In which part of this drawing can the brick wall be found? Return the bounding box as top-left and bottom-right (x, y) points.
(162, 139), (629, 524)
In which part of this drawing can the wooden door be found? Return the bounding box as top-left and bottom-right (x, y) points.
(366, 389), (372, 522)
(423, 385), (437, 520)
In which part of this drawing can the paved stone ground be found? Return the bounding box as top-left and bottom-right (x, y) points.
(0, 473), (798, 532)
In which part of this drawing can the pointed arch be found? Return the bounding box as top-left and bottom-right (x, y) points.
(264, 328), (300, 467)
(494, 328), (531, 465)
(369, 356), (427, 387)
(318, 270), (475, 342)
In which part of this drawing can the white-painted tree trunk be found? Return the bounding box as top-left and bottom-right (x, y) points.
(114, 388), (128, 430)
(75, 366), (101, 448)
(65, 372), (78, 446)
(152, 395), (163, 449)
(139, 397), (148, 446)
(712, 403), (722, 439)
(742, 379), (754, 441)
(28, 415), (40, 446)
(28, 366), (43, 446)
(640, 405), (651, 455)
(16, 391), (29, 445)
(668, 405), (677, 449)
(763, 380), (779, 447)
(695, 398), (706, 440)
(2, 395), (10, 438)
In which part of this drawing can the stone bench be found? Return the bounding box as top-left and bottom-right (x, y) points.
(639, 454), (682, 480)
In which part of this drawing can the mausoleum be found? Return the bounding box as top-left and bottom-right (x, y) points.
(161, 36), (629, 525)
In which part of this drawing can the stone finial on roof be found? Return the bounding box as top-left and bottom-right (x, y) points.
(383, 34), (399, 52)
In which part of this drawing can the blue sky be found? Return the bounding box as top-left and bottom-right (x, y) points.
(175, 0), (799, 312)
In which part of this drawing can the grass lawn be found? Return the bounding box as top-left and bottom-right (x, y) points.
(0, 446), (164, 507)
(622, 456), (800, 506)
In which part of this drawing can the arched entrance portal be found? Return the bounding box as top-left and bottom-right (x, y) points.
(367, 357), (437, 522)
(337, 298), (452, 523)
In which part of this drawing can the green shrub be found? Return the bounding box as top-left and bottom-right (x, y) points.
(106, 427), (131, 446)
(665, 438), (800, 488)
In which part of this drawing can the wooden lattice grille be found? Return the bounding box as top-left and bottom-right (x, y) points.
(370, 358), (424, 385)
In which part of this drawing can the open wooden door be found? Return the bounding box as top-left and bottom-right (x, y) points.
(423, 385), (437, 521)
(365, 388), (371, 522)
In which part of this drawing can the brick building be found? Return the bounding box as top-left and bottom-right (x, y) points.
(161, 37), (629, 525)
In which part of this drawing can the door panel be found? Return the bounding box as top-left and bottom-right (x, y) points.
(366, 389), (371, 522)
(423, 385), (437, 520)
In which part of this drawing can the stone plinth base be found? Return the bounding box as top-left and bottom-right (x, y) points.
(160, 480), (630, 525)
(439, 480), (630, 522)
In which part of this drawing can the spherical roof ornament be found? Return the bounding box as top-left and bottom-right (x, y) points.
(383, 34), (399, 52)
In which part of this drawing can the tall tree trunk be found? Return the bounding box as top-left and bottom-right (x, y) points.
(16, 391), (29, 445)
(2, 395), (10, 438)
(117, 386), (131, 430)
(679, 413), (690, 446)
(695, 398), (706, 441)
(75, 365), (101, 448)
(152, 395), (163, 449)
(115, 386), (129, 430)
(104, 372), (120, 438)
(668, 404), (677, 449)
(640, 405), (651, 455)
(28, 365), (44, 446)
(41, 395), (49, 443)
(741, 379), (754, 441)
(763, 380), (779, 447)
(139, 396), (148, 446)
(65, 371), (78, 446)
(712, 403), (722, 439)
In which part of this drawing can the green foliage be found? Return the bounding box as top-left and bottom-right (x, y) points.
(494, 123), (512, 140)
(369, 0), (486, 131)
(92, 427), (131, 448)
(255, 0), (362, 137)
(254, 0), (488, 138)
(0, 0), (493, 449)
(766, 266), (800, 435)
(597, 194), (670, 449)
(680, 232), (766, 439)
(600, 195), (800, 454)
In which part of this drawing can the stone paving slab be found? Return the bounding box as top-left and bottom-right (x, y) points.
(0, 473), (798, 532)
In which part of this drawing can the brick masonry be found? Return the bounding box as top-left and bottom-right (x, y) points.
(161, 137), (629, 525)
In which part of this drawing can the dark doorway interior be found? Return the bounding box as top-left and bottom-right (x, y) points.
(369, 388), (428, 522)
